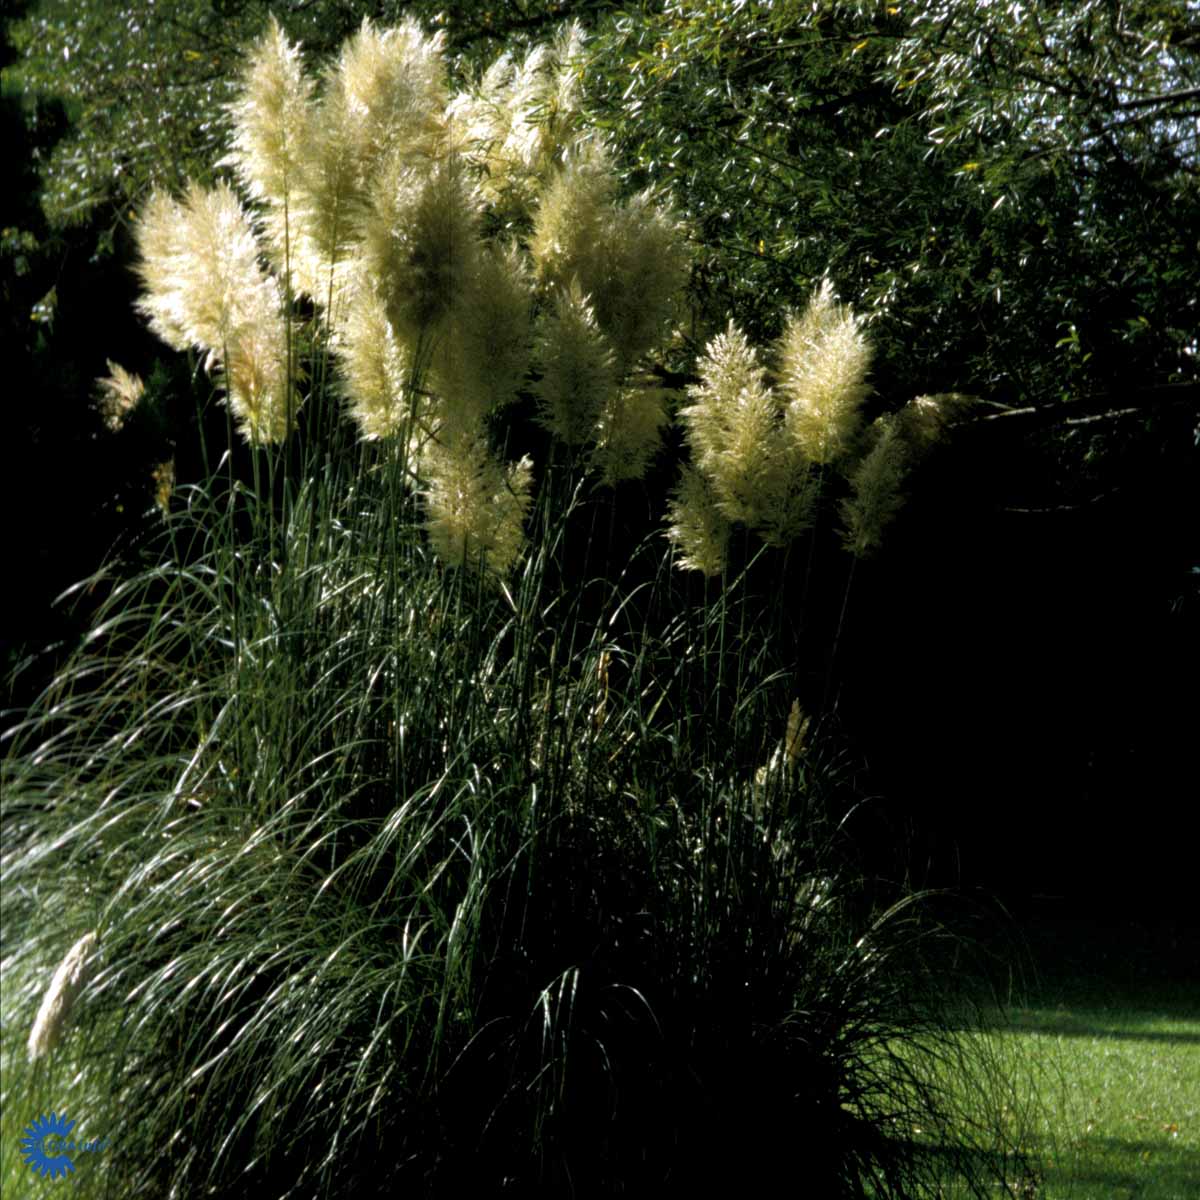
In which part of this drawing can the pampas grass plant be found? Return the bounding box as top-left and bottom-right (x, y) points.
(3, 17), (1017, 1200)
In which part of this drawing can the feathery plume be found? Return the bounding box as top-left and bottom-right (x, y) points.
(780, 279), (872, 464)
(590, 189), (689, 373)
(840, 393), (976, 556)
(897, 392), (977, 447)
(276, 18), (447, 314)
(222, 313), (295, 445)
(591, 384), (671, 486)
(430, 239), (533, 436)
(534, 280), (618, 446)
(28, 932), (97, 1062)
(754, 699), (811, 791)
(288, 92), (360, 310)
(529, 137), (617, 296)
(224, 16), (313, 272)
(679, 322), (779, 527)
(338, 274), (426, 448)
(666, 464), (731, 577)
(673, 314), (830, 568)
(152, 459), (175, 515)
(134, 182), (293, 443)
(332, 18), (447, 171)
(362, 153), (481, 344)
(449, 23), (586, 210)
(132, 190), (193, 352)
(531, 140), (687, 372)
(424, 436), (533, 579)
(839, 413), (909, 557)
(95, 360), (144, 432)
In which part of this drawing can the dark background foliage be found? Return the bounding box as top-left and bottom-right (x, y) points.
(4, 0), (1197, 916)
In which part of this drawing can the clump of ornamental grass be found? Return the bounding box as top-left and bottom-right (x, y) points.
(1, 471), (1034, 1197)
(3, 16), (1014, 1200)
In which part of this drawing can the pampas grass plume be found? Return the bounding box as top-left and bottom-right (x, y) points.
(27, 932), (97, 1062)
(424, 437), (533, 579)
(592, 384), (671, 485)
(332, 17), (447, 171)
(841, 393), (976, 556)
(667, 464), (730, 577)
(363, 153), (481, 342)
(338, 275), (423, 446)
(534, 280), (617, 446)
(96, 360), (145, 432)
(780, 279), (872, 465)
(431, 239), (534, 435)
(839, 413), (908, 557)
(224, 16), (312, 234)
(679, 321), (779, 528)
(529, 137), (617, 296)
(449, 22), (586, 210)
(135, 182), (292, 444)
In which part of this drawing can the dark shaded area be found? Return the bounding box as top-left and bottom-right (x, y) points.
(2, 12), (185, 717)
(829, 395), (1198, 918)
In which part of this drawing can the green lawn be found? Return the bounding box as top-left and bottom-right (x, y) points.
(966, 919), (1200, 1200)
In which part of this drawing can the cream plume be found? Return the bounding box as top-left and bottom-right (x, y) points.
(534, 280), (618, 446)
(134, 182), (293, 443)
(224, 16), (313, 273)
(449, 22), (587, 210)
(28, 932), (97, 1062)
(362, 152), (481, 344)
(679, 322), (779, 528)
(430, 239), (534, 435)
(839, 413), (908, 557)
(96, 361), (145, 432)
(666, 464), (731, 577)
(839, 392), (976, 556)
(591, 384), (671, 486)
(424, 435), (533, 580)
(780, 279), (872, 465)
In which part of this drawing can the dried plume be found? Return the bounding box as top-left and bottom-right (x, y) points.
(27, 932), (97, 1062)
(680, 321), (781, 528)
(424, 435), (534, 580)
(839, 392), (976, 556)
(134, 182), (293, 443)
(449, 22), (587, 210)
(666, 464), (731, 577)
(224, 16), (314, 274)
(534, 280), (618, 446)
(780, 279), (872, 465)
(96, 360), (145, 432)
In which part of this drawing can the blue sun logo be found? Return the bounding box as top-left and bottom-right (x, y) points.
(20, 1112), (77, 1179)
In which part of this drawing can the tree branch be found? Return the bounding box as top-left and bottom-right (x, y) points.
(970, 383), (1198, 431)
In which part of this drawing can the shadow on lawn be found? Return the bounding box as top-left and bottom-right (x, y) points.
(917, 1134), (1200, 1199)
(1003, 1010), (1200, 1044)
(1046, 1136), (1200, 1198)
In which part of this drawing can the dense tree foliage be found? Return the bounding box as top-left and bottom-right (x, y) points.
(589, 0), (1198, 407)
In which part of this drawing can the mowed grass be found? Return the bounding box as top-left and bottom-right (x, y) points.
(953, 918), (1200, 1200)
